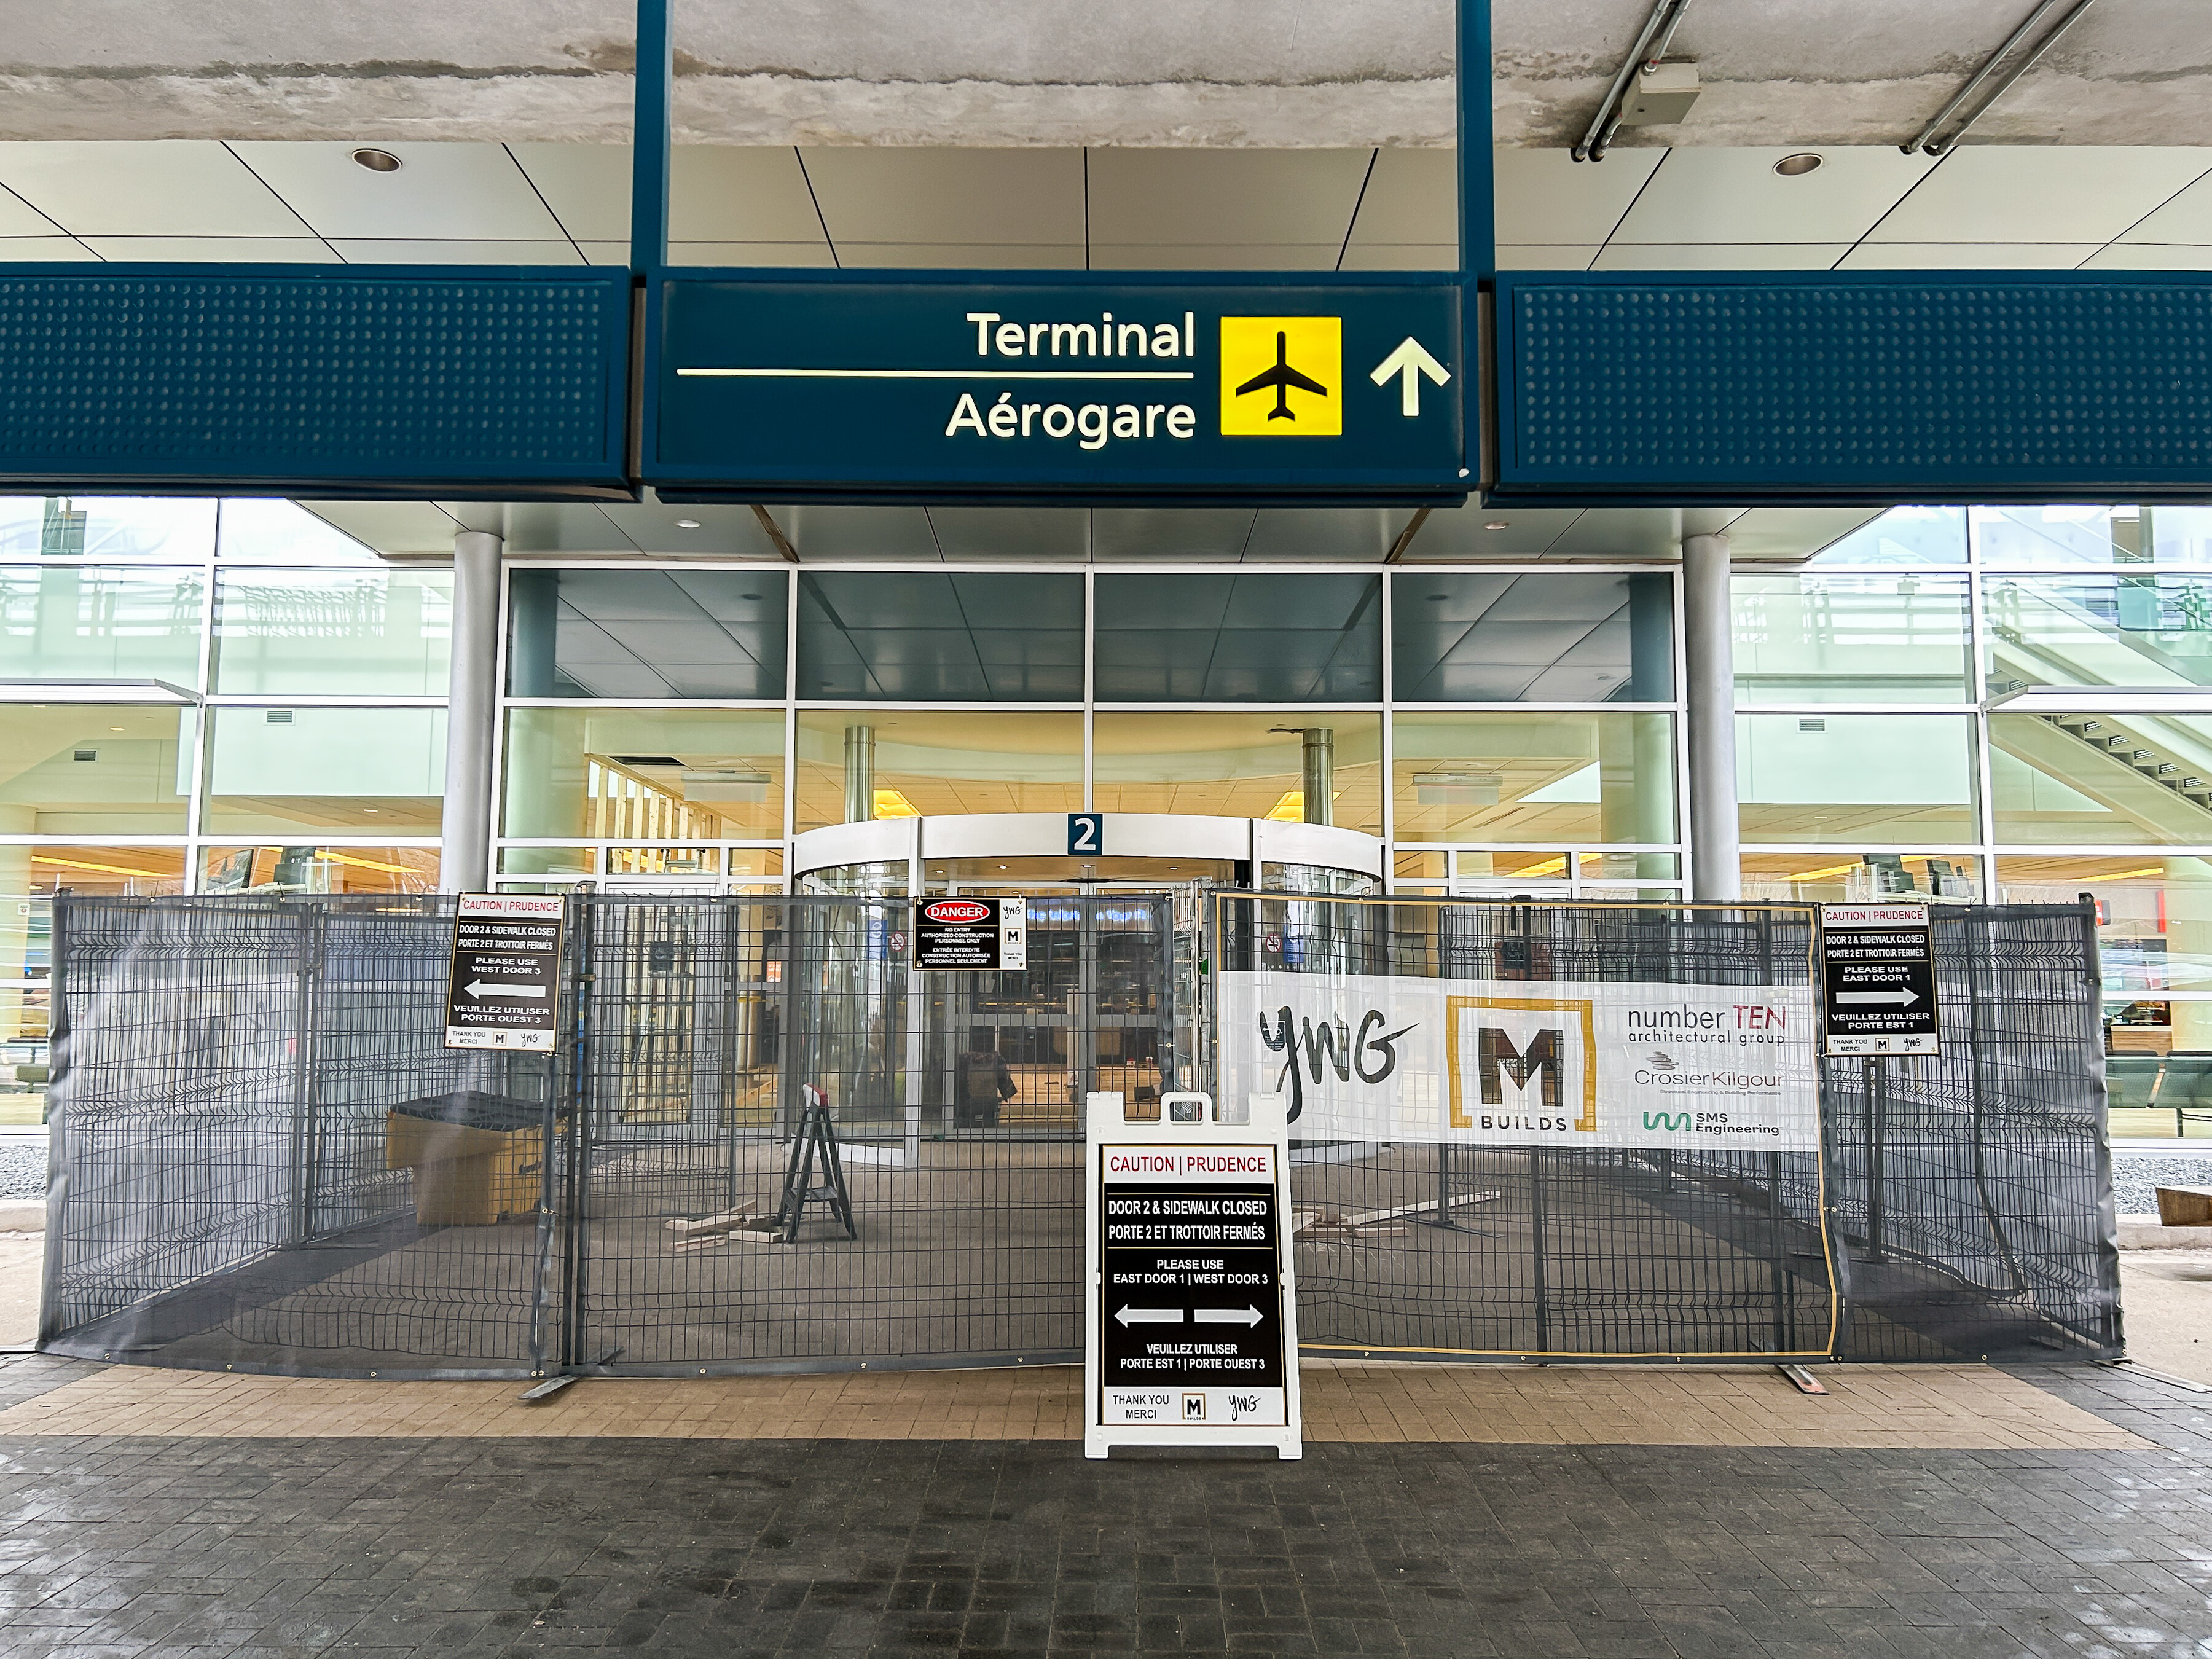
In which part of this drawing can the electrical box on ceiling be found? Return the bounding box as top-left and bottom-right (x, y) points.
(1618, 58), (1701, 126)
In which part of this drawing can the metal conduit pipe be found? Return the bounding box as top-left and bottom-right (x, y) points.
(843, 724), (876, 824)
(439, 529), (503, 893)
(1682, 532), (1740, 902)
(1903, 0), (2099, 157)
(1573, 0), (1694, 163)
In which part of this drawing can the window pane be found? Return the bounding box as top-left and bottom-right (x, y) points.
(214, 499), (379, 563)
(1735, 573), (1968, 704)
(205, 707), (445, 834)
(796, 571), (1080, 700)
(503, 707), (785, 839)
(0, 497), (215, 562)
(1741, 852), (1982, 904)
(1739, 713), (1977, 843)
(1, 565), (204, 686)
(213, 566), (453, 696)
(2151, 507), (2212, 566)
(199, 845), (438, 894)
(1982, 573), (2212, 696)
(1095, 573), (1380, 702)
(1096, 713), (1381, 831)
(794, 711), (1080, 831)
(1990, 710), (2212, 845)
(1392, 712), (1672, 844)
(1972, 504), (2140, 566)
(1395, 572), (1671, 703)
(1808, 506), (1966, 565)
(10, 844), (186, 896)
(0, 704), (189, 833)
(509, 568), (788, 700)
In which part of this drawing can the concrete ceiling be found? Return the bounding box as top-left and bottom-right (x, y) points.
(4, 1), (2209, 149)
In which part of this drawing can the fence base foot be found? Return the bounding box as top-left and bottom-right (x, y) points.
(1776, 1363), (1829, 1395)
(520, 1375), (579, 1403)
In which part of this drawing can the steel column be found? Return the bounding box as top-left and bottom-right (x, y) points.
(441, 530), (503, 893)
(1682, 530), (1739, 901)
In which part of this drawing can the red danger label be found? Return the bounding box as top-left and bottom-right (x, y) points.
(923, 900), (992, 924)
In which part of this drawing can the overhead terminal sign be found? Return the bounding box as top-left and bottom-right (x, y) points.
(444, 893), (564, 1053)
(1819, 903), (1941, 1057)
(646, 276), (1464, 502)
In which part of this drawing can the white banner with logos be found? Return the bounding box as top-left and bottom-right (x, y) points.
(1217, 970), (1820, 1152)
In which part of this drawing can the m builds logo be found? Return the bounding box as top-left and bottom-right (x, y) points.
(1445, 995), (1599, 1135)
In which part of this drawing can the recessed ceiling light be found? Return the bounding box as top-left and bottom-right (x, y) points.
(1427, 593), (1448, 601)
(675, 518), (701, 528)
(1773, 153), (1824, 177)
(351, 148), (402, 173)
(108, 726), (124, 731)
(740, 591), (761, 600)
(1484, 520), (1512, 530)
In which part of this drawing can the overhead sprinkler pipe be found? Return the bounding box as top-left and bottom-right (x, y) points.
(1573, 0), (1695, 163)
(1903, 0), (2099, 157)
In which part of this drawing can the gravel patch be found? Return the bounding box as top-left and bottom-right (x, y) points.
(2112, 1150), (2212, 1218)
(0, 1142), (45, 1201)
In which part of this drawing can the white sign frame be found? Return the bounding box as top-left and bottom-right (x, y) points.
(1083, 1089), (1302, 1461)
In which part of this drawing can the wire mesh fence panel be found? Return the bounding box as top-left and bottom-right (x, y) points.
(1821, 903), (2120, 1362)
(42, 894), (557, 1375)
(565, 894), (1174, 1371)
(1214, 894), (1841, 1360)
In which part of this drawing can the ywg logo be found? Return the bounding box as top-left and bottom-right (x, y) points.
(1448, 995), (1599, 1134)
(1256, 1004), (1415, 1123)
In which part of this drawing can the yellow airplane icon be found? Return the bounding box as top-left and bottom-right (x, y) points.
(1220, 316), (1341, 435)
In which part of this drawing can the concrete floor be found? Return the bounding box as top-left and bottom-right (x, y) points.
(2117, 1250), (2212, 1385)
(0, 1232), (38, 1347)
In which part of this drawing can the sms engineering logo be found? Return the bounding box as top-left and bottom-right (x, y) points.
(1445, 994), (1599, 1134)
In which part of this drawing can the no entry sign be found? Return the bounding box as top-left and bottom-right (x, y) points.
(1085, 1091), (1302, 1459)
(912, 896), (1027, 971)
(1819, 902), (1940, 1057)
(444, 893), (564, 1053)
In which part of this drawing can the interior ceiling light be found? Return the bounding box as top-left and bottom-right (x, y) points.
(1773, 153), (1824, 177)
(350, 148), (402, 173)
(1484, 520), (1512, 530)
(675, 518), (701, 528)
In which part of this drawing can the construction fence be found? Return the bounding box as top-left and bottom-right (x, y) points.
(37, 890), (2119, 1378)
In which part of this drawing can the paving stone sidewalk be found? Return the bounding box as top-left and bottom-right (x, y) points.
(0, 1355), (2208, 1657)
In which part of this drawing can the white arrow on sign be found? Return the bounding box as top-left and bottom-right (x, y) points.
(1836, 987), (1920, 1006)
(1369, 337), (1451, 416)
(1114, 1306), (1185, 1327)
(467, 979), (547, 1000)
(1193, 1307), (1263, 1327)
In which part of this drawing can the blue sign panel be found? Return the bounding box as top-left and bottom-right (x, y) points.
(645, 272), (1465, 503)
(1492, 270), (2212, 505)
(1068, 813), (1104, 857)
(0, 264), (632, 499)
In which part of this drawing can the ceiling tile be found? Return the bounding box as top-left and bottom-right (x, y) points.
(1337, 243), (1456, 271)
(232, 142), (566, 241)
(512, 145), (828, 245)
(1094, 509), (1255, 561)
(1247, 508), (1415, 562)
(1346, 148), (1454, 246)
(1612, 147), (1935, 246)
(1590, 243), (1849, 270)
(1835, 242), (2100, 269)
(2079, 243), (2212, 270)
(0, 141), (305, 237)
(835, 243), (1084, 269)
(1404, 506), (1583, 559)
(1548, 508), (1738, 560)
(1087, 244), (1341, 270)
(1088, 149), (1373, 246)
(927, 508), (1089, 560)
(0, 186), (58, 237)
(667, 242), (838, 267)
(772, 504), (941, 561)
(1867, 147), (2212, 245)
(295, 501), (461, 559)
(81, 237), (331, 262)
(0, 235), (94, 261)
(1495, 148), (1663, 245)
(1496, 245), (1598, 270)
(498, 504), (638, 554)
(328, 240), (583, 265)
(598, 499), (787, 560)
(1724, 508), (1886, 563)
(802, 149), (1084, 246)
(2120, 167), (2212, 243)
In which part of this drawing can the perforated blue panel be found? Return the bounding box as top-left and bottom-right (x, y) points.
(1494, 272), (2212, 503)
(0, 265), (630, 496)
